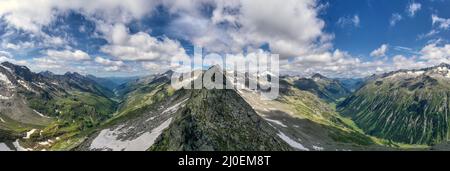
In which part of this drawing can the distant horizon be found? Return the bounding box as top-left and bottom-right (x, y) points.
(5, 60), (450, 80)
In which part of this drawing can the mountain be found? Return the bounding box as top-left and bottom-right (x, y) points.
(0, 62), (117, 150)
(86, 75), (138, 91)
(74, 66), (384, 151)
(336, 78), (365, 92)
(338, 63), (450, 144)
(0, 62), (414, 151)
(86, 75), (119, 91)
(286, 73), (351, 103)
(237, 76), (379, 150)
(77, 67), (292, 151)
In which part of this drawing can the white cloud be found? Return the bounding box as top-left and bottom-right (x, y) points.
(407, 2), (421, 17)
(94, 57), (125, 72)
(5, 0), (440, 78)
(31, 57), (63, 69)
(418, 29), (439, 39)
(432, 14), (450, 30)
(420, 43), (450, 64)
(94, 57), (124, 66)
(0, 51), (28, 65)
(393, 46), (421, 55)
(45, 49), (91, 61)
(237, 0), (332, 58)
(142, 62), (165, 72)
(337, 15), (360, 28)
(0, 51), (13, 62)
(285, 49), (389, 78)
(100, 24), (189, 62)
(370, 44), (389, 57)
(168, 0), (332, 59)
(1, 41), (35, 50)
(392, 55), (426, 70)
(43, 35), (67, 46)
(0, 0), (337, 75)
(390, 13), (402, 26)
(0, 0), (157, 34)
(103, 66), (121, 72)
(387, 43), (450, 71)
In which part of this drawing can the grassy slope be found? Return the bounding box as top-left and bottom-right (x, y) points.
(279, 83), (428, 150)
(11, 90), (118, 150)
(338, 77), (450, 145)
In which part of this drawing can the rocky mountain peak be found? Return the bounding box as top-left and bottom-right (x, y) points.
(436, 62), (450, 68)
(311, 73), (328, 80)
(64, 72), (85, 80)
(1, 61), (35, 81)
(39, 71), (55, 77)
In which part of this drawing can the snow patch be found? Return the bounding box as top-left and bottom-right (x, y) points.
(24, 129), (37, 139)
(162, 99), (188, 115)
(0, 94), (12, 100)
(33, 110), (51, 118)
(90, 118), (173, 151)
(436, 67), (449, 72)
(38, 139), (54, 146)
(0, 64), (13, 73)
(277, 131), (309, 151)
(313, 145), (324, 151)
(145, 116), (156, 122)
(264, 118), (288, 128)
(33, 82), (46, 89)
(171, 74), (201, 89)
(0, 72), (12, 85)
(389, 70), (425, 78)
(13, 140), (32, 151)
(18, 80), (33, 92)
(0, 143), (12, 151)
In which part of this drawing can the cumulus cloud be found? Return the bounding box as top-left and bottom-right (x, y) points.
(285, 49), (388, 78)
(94, 57), (125, 72)
(1, 41), (35, 51)
(390, 13), (402, 26)
(100, 24), (189, 62)
(0, 51), (28, 65)
(0, 0), (157, 34)
(5, 0), (443, 78)
(94, 57), (124, 66)
(370, 44), (389, 57)
(26, 49), (92, 73)
(407, 2), (421, 17)
(420, 43), (450, 64)
(45, 49), (91, 61)
(387, 43), (450, 71)
(168, 0), (332, 59)
(337, 15), (360, 28)
(392, 55), (426, 70)
(31, 57), (64, 69)
(0, 0), (337, 75)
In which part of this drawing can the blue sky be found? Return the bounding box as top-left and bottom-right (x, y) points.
(324, 0), (450, 57)
(0, 0), (449, 78)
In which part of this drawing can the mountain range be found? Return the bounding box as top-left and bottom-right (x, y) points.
(2, 61), (450, 151)
(339, 63), (450, 145)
